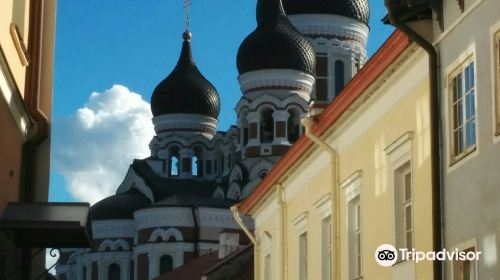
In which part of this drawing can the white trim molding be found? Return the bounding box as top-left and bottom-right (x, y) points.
(238, 69), (315, 97)
(385, 132), (414, 167)
(292, 211), (309, 235)
(92, 220), (136, 239)
(341, 170), (363, 202)
(313, 193), (331, 219)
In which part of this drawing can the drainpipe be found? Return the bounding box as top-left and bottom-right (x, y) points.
(276, 184), (287, 280)
(384, 1), (443, 279)
(230, 206), (259, 280)
(19, 1), (51, 279)
(302, 117), (340, 280)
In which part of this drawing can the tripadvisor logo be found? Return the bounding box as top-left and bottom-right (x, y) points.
(375, 244), (482, 267)
(375, 244), (398, 267)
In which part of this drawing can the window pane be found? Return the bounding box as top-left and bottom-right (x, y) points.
(457, 100), (464, 126)
(458, 73), (463, 99)
(405, 206), (412, 230)
(406, 231), (413, 249)
(335, 60), (345, 95)
(454, 129), (462, 155)
(469, 62), (475, 88)
(465, 65), (471, 91)
(466, 93), (473, 119)
(316, 55), (328, 76)
(466, 118), (476, 148)
(316, 78), (328, 101)
(404, 172), (411, 202)
(471, 89), (476, 116)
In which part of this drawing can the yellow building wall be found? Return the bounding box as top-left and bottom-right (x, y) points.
(250, 47), (434, 280)
(0, 0), (30, 95)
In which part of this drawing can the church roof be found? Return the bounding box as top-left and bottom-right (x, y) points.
(281, 0), (370, 25)
(131, 159), (220, 201)
(90, 189), (150, 220)
(236, 0), (316, 75)
(153, 194), (234, 208)
(150, 32), (220, 118)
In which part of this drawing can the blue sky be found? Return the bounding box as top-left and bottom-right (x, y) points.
(49, 1), (394, 203)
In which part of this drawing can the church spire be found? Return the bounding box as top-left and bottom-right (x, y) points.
(183, 0), (192, 41)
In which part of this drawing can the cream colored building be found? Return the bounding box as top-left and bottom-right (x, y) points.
(0, 0), (57, 278)
(236, 31), (436, 280)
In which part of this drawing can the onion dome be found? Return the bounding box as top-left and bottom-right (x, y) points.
(90, 189), (150, 220)
(281, 0), (370, 26)
(151, 32), (220, 118)
(236, 0), (316, 75)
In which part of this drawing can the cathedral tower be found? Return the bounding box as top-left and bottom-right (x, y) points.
(149, 32), (221, 180)
(283, 0), (370, 103)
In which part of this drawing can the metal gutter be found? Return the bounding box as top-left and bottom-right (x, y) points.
(302, 117), (339, 280)
(384, 1), (443, 279)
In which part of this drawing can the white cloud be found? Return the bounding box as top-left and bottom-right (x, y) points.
(52, 85), (154, 204)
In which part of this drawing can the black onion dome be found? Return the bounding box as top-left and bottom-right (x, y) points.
(281, 0), (370, 25)
(236, 0), (316, 75)
(151, 34), (220, 118)
(90, 189), (150, 220)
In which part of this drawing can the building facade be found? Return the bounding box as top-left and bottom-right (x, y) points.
(0, 0), (57, 279)
(238, 30), (436, 280)
(432, 0), (500, 278)
(55, 0), (369, 279)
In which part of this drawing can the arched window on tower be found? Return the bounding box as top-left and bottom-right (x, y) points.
(335, 60), (345, 96)
(287, 108), (301, 143)
(260, 108), (275, 143)
(193, 146), (203, 177)
(108, 263), (120, 280)
(240, 111), (249, 146)
(315, 54), (328, 101)
(168, 146), (180, 177)
(159, 255), (173, 274)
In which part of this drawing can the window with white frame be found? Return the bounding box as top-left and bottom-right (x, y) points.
(452, 247), (477, 280)
(394, 162), (413, 255)
(299, 233), (308, 280)
(494, 30), (500, 135)
(321, 216), (331, 280)
(315, 54), (328, 102)
(341, 170), (362, 280)
(349, 196), (362, 279)
(449, 58), (476, 161)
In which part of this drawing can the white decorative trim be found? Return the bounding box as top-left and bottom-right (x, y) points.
(149, 227), (184, 242)
(341, 170), (363, 202)
(385, 132), (414, 168)
(288, 14), (369, 45)
(92, 220), (136, 239)
(242, 178), (261, 198)
(134, 207), (195, 230)
(292, 212), (309, 235)
(313, 193), (331, 219)
(238, 69), (315, 96)
(249, 160), (274, 180)
(116, 168), (155, 202)
(98, 239), (130, 251)
(152, 113), (219, 139)
(227, 182), (242, 200)
(198, 207), (244, 229)
(212, 187), (225, 199)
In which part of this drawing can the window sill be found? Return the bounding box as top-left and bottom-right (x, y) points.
(449, 146), (477, 167)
